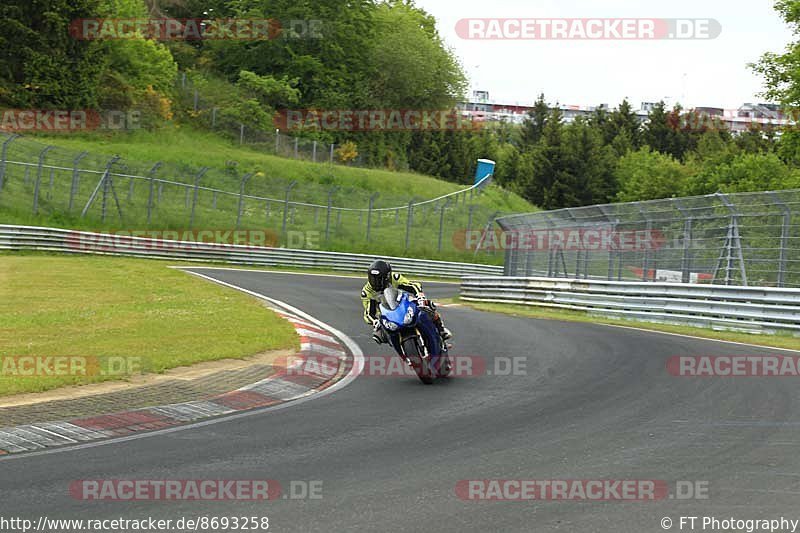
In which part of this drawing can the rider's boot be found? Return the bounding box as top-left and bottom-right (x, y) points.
(432, 311), (452, 341)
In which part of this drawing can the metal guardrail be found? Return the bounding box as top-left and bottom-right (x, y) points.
(0, 225), (503, 278)
(461, 276), (800, 333)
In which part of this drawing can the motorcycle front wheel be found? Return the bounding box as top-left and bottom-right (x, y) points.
(401, 335), (434, 385)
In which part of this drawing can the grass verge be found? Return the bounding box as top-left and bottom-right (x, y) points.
(460, 300), (800, 352)
(0, 255), (298, 396)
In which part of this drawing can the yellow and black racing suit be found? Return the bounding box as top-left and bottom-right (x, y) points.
(360, 272), (423, 324)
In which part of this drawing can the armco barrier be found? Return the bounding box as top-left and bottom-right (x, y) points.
(461, 276), (800, 333)
(0, 225), (502, 278)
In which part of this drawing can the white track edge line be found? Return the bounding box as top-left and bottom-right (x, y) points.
(0, 271), (364, 462)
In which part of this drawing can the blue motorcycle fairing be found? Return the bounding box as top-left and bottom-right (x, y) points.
(379, 291), (417, 328)
(380, 292), (443, 369)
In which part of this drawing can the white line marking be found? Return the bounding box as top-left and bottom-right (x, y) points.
(28, 425), (77, 444)
(602, 323), (800, 354)
(170, 265), (460, 284)
(0, 269), (365, 462)
(295, 328), (338, 344)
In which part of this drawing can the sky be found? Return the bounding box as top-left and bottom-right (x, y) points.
(414, 0), (796, 110)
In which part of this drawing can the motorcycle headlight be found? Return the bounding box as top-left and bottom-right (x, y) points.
(382, 318), (398, 331)
(403, 306), (415, 325)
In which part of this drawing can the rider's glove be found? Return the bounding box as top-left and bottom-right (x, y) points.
(371, 319), (384, 344)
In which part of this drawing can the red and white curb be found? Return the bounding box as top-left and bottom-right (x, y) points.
(0, 299), (359, 457)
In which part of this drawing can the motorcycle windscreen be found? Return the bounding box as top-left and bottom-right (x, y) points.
(380, 292), (412, 325)
(381, 286), (400, 310)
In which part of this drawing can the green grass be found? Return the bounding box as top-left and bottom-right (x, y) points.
(38, 126), (527, 207)
(0, 255), (298, 396)
(0, 126), (532, 263)
(460, 299), (800, 351)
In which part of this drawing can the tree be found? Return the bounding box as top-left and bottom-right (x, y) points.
(688, 152), (800, 195)
(520, 94), (549, 147)
(367, 2), (466, 109)
(642, 101), (672, 154)
(615, 148), (689, 202)
(0, 0), (106, 107)
(607, 99), (641, 149)
(751, 0), (800, 107)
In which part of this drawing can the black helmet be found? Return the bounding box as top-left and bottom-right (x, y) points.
(367, 260), (392, 291)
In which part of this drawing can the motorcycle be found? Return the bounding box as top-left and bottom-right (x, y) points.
(378, 286), (452, 384)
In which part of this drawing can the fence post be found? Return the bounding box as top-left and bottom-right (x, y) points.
(282, 180), (298, 236)
(189, 167), (209, 229)
(778, 210), (791, 288)
(769, 192), (791, 288)
(438, 197), (452, 252)
(330, 143), (334, 164)
(32, 145), (54, 215)
(714, 193), (748, 286)
(0, 134), (19, 194)
(68, 151), (88, 212)
(325, 186), (338, 242)
(294, 137), (299, 159)
(235, 173), (254, 229)
(81, 156), (121, 220)
(46, 165), (55, 201)
(404, 198), (416, 250)
(466, 204), (476, 234)
(275, 131), (280, 154)
(312, 141), (317, 163)
(239, 123), (244, 145)
(193, 89), (199, 112)
(211, 108), (217, 127)
(680, 217), (693, 283)
(472, 211), (500, 258)
(366, 193), (379, 241)
(146, 162), (162, 225)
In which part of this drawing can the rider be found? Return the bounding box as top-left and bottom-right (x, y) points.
(361, 260), (452, 345)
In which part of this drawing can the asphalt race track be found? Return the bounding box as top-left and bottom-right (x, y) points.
(2, 268), (800, 532)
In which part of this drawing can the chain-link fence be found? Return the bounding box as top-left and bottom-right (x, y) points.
(176, 72), (369, 167)
(498, 190), (800, 287)
(0, 131), (504, 263)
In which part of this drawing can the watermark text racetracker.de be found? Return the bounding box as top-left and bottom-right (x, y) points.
(66, 229), (323, 251)
(456, 18), (721, 40)
(69, 479), (322, 501)
(667, 355), (800, 377)
(0, 109), (140, 132)
(69, 18), (322, 41)
(455, 479), (709, 501)
(279, 354), (528, 379)
(454, 227), (666, 252)
(274, 109), (480, 132)
(0, 356), (142, 378)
